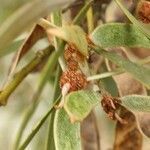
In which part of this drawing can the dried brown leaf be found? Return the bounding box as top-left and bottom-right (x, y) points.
(8, 24), (46, 76)
(81, 111), (100, 150)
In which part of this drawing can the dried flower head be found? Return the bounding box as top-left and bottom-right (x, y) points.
(101, 95), (126, 124)
(64, 44), (85, 62)
(60, 70), (88, 92)
(67, 59), (79, 71)
(137, 0), (150, 23)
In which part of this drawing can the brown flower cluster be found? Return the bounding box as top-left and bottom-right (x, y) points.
(137, 0), (150, 24)
(60, 44), (88, 92)
(101, 95), (126, 124)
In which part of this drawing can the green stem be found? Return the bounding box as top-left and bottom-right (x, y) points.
(13, 43), (65, 150)
(87, 69), (123, 81)
(72, 0), (93, 25)
(50, 11), (66, 71)
(0, 46), (53, 106)
(114, 0), (150, 39)
(86, 0), (94, 33)
(45, 11), (63, 150)
(87, 55), (150, 81)
(46, 66), (61, 150)
(18, 95), (61, 150)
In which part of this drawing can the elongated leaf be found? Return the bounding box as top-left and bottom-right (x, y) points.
(0, 0), (74, 52)
(54, 109), (81, 150)
(91, 23), (150, 49)
(114, 0), (150, 39)
(8, 25), (45, 77)
(121, 95), (150, 113)
(48, 25), (88, 57)
(64, 90), (100, 122)
(94, 47), (150, 89)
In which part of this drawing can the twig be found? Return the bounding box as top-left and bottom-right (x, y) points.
(18, 95), (61, 150)
(0, 46), (53, 106)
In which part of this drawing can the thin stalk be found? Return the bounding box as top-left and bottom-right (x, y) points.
(86, 0), (94, 33)
(46, 66), (61, 150)
(0, 46), (53, 106)
(87, 69), (123, 81)
(72, 0), (93, 25)
(13, 43), (65, 150)
(50, 11), (66, 71)
(45, 11), (62, 150)
(18, 95), (61, 150)
(114, 0), (150, 39)
(87, 55), (150, 81)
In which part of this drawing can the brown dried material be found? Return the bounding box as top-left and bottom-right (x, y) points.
(64, 44), (85, 62)
(101, 95), (126, 124)
(81, 112), (100, 150)
(67, 59), (79, 71)
(60, 70), (88, 92)
(137, 0), (150, 23)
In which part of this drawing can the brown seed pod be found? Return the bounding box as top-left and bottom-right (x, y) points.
(60, 70), (88, 92)
(67, 59), (79, 71)
(136, 0), (150, 24)
(101, 95), (126, 124)
(64, 44), (85, 62)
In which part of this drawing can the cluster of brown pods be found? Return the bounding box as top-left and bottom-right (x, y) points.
(60, 44), (88, 92)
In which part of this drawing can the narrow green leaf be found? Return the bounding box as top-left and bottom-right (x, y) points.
(114, 0), (150, 39)
(91, 23), (150, 49)
(0, 0), (74, 52)
(121, 95), (150, 113)
(18, 96), (60, 150)
(64, 90), (101, 122)
(94, 47), (150, 89)
(48, 25), (88, 57)
(72, 0), (93, 25)
(54, 109), (81, 150)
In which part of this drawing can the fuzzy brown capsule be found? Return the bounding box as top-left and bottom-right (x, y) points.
(64, 44), (85, 62)
(67, 59), (79, 71)
(101, 95), (126, 124)
(137, 0), (150, 23)
(60, 70), (88, 92)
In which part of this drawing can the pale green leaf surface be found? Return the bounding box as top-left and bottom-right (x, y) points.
(121, 95), (150, 113)
(91, 23), (150, 49)
(54, 109), (81, 150)
(114, 0), (150, 39)
(0, 0), (74, 52)
(94, 48), (150, 88)
(48, 25), (88, 57)
(64, 90), (101, 122)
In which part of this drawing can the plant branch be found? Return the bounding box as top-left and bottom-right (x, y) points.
(0, 46), (54, 106)
(13, 43), (65, 149)
(86, 1), (94, 33)
(18, 95), (61, 150)
(87, 69), (123, 81)
(72, 0), (93, 25)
